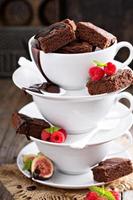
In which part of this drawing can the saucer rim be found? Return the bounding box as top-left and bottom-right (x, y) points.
(17, 141), (131, 189)
(12, 60), (132, 101)
(19, 101), (133, 147)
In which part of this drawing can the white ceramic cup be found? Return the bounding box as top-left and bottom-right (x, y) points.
(29, 36), (133, 90)
(31, 131), (132, 175)
(32, 91), (133, 134)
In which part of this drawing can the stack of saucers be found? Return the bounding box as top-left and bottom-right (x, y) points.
(12, 19), (133, 189)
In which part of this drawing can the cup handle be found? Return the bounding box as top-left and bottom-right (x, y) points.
(108, 131), (133, 156)
(114, 41), (133, 66)
(106, 92), (133, 119)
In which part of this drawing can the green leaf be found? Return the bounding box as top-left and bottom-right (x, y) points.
(89, 186), (115, 200)
(93, 60), (107, 67)
(45, 126), (60, 134)
(23, 159), (32, 171)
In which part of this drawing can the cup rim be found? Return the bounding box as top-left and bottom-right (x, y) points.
(30, 135), (108, 147)
(29, 36), (117, 56)
(26, 87), (125, 101)
(30, 124), (129, 147)
(12, 63), (131, 101)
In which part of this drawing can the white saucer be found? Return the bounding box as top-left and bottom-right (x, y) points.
(17, 141), (132, 189)
(13, 59), (133, 100)
(19, 102), (133, 145)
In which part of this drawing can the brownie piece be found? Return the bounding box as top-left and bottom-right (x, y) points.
(76, 22), (116, 49)
(56, 40), (93, 53)
(40, 82), (60, 93)
(12, 112), (50, 139)
(23, 82), (60, 94)
(62, 19), (77, 31)
(87, 69), (133, 95)
(35, 21), (76, 53)
(92, 158), (133, 182)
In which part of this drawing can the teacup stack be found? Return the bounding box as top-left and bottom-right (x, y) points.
(13, 19), (133, 177)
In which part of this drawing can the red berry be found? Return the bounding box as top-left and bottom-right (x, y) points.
(89, 66), (105, 81)
(104, 62), (116, 76)
(110, 191), (120, 200)
(41, 130), (51, 141)
(59, 128), (67, 139)
(50, 131), (66, 143)
(97, 197), (107, 200)
(85, 191), (99, 200)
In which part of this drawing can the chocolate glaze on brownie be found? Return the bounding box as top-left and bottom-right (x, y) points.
(35, 21), (76, 53)
(87, 69), (133, 95)
(12, 113), (50, 139)
(56, 40), (93, 53)
(92, 157), (133, 182)
(76, 22), (116, 49)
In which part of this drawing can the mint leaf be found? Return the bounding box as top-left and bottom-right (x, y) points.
(23, 159), (32, 171)
(53, 126), (60, 132)
(93, 60), (107, 67)
(89, 186), (115, 200)
(45, 126), (60, 134)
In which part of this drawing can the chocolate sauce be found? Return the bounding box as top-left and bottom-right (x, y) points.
(32, 25), (61, 93)
(40, 82), (60, 93)
(27, 185), (37, 191)
(23, 82), (60, 94)
(31, 46), (50, 82)
(17, 185), (22, 189)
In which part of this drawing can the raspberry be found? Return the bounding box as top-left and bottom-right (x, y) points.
(85, 191), (99, 200)
(110, 191), (120, 200)
(41, 130), (51, 141)
(104, 62), (116, 76)
(97, 197), (107, 200)
(89, 66), (105, 81)
(59, 128), (67, 139)
(50, 131), (66, 143)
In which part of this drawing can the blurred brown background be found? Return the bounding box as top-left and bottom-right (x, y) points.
(0, 0), (133, 77)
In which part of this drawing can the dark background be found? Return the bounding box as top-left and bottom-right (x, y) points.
(0, 0), (133, 77)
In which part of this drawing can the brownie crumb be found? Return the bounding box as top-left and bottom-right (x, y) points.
(27, 185), (37, 191)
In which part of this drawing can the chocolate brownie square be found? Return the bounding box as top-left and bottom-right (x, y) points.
(62, 19), (77, 31)
(76, 22), (116, 49)
(35, 21), (76, 53)
(92, 158), (133, 182)
(56, 40), (93, 53)
(12, 112), (50, 139)
(87, 69), (133, 95)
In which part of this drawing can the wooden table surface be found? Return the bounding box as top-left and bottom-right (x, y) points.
(0, 79), (133, 199)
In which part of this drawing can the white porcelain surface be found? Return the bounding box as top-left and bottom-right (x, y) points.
(13, 59), (132, 98)
(29, 36), (133, 90)
(19, 102), (133, 174)
(13, 61), (133, 134)
(17, 142), (132, 189)
(19, 102), (133, 145)
(32, 91), (133, 134)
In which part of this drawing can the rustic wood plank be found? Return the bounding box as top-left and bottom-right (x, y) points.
(0, 79), (31, 164)
(0, 182), (13, 200)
